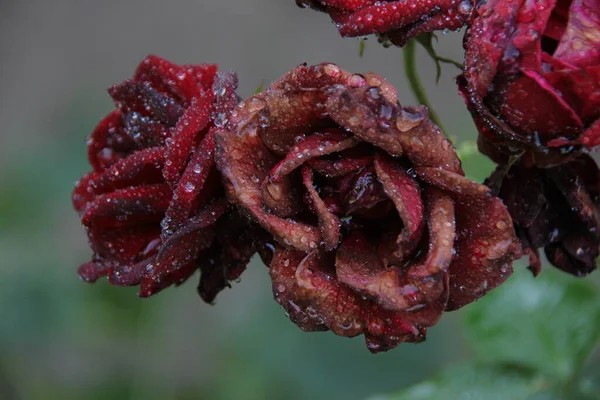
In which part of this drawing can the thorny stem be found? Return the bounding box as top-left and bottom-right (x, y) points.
(403, 39), (446, 135)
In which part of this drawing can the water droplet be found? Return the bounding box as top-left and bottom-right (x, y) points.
(184, 181), (196, 192)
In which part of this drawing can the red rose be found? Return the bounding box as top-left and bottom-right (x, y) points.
(459, 0), (600, 166)
(487, 155), (600, 277)
(297, 0), (475, 46)
(73, 55), (264, 301)
(215, 63), (521, 352)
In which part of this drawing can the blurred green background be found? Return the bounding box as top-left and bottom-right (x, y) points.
(0, 1), (598, 399)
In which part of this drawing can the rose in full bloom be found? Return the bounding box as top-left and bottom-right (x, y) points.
(487, 155), (600, 277)
(296, 0), (475, 46)
(216, 63), (521, 352)
(73, 55), (265, 301)
(459, 0), (600, 166)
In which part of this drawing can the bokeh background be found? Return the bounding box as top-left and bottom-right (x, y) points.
(2, 1), (596, 400)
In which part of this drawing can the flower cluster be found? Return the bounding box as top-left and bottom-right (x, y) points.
(459, 0), (600, 275)
(73, 58), (521, 352)
(71, 0), (600, 352)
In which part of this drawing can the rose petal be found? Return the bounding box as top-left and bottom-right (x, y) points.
(148, 200), (228, 281)
(447, 196), (522, 310)
(87, 111), (124, 171)
(374, 154), (424, 246)
(328, 0), (469, 37)
(488, 70), (583, 143)
(416, 167), (491, 197)
(301, 167), (341, 250)
(109, 80), (184, 127)
(215, 102), (321, 251)
(81, 184), (172, 228)
(554, 0), (600, 67)
(198, 213), (269, 303)
(163, 129), (216, 235)
(336, 190), (453, 312)
(134, 55), (217, 103)
(269, 130), (359, 182)
(163, 97), (212, 185)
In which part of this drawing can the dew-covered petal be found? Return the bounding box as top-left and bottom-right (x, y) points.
(554, 0), (600, 67)
(163, 129), (216, 235)
(148, 200), (228, 281)
(163, 96), (212, 185)
(488, 70), (583, 143)
(446, 196), (522, 310)
(269, 130), (359, 182)
(301, 167), (341, 250)
(87, 111), (124, 171)
(328, 0), (470, 37)
(374, 154), (424, 246)
(81, 184), (172, 228)
(415, 167), (491, 197)
(270, 247), (447, 353)
(109, 80), (184, 127)
(215, 101), (321, 251)
(336, 190), (453, 312)
(198, 213), (270, 303)
(326, 85), (404, 156)
(87, 147), (165, 196)
(134, 55), (217, 103)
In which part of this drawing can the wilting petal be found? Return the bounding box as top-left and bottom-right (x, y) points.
(302, 167), (341, 250)
(554, 0), (600, 67)
(416, 167), (490, 197)
(81, 184), (172, 228)
(300, 0), (473, 44)
(149, 201), (228, 281)
(109, 80), (184, 127)
(134, 55), (217, 104)
(488, 71), (583, 143)
(447, 196), (522, 310)
(215, 101), (321, 251)
(269, 130), (359, 181)
(198, 213), (270, 303)
(87, 111), (124, 171)
(163, 97), (212, 185)
(374, 154), (424, 246)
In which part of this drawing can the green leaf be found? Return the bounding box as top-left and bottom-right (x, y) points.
(415, 33), (462, 83)
(465, 268), (600, 381)
(369, 364), (549, 400)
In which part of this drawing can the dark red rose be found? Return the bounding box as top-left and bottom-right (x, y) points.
(296, 0), (475, 46)
(459, 0), (600, 166)
(215, 63), (521, 352)
(487, 154), (600, 277)
(73, 55), (265, 301)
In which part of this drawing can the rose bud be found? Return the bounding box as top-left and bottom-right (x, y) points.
(72, 55), (265, 301)
(296, 0), (475, 46)
(459, 0), (600, 166)
(487, 154), (600, 278)
(215, 63), (521, 352)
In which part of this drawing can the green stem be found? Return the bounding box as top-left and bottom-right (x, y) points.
(403, 40), (446, 134)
